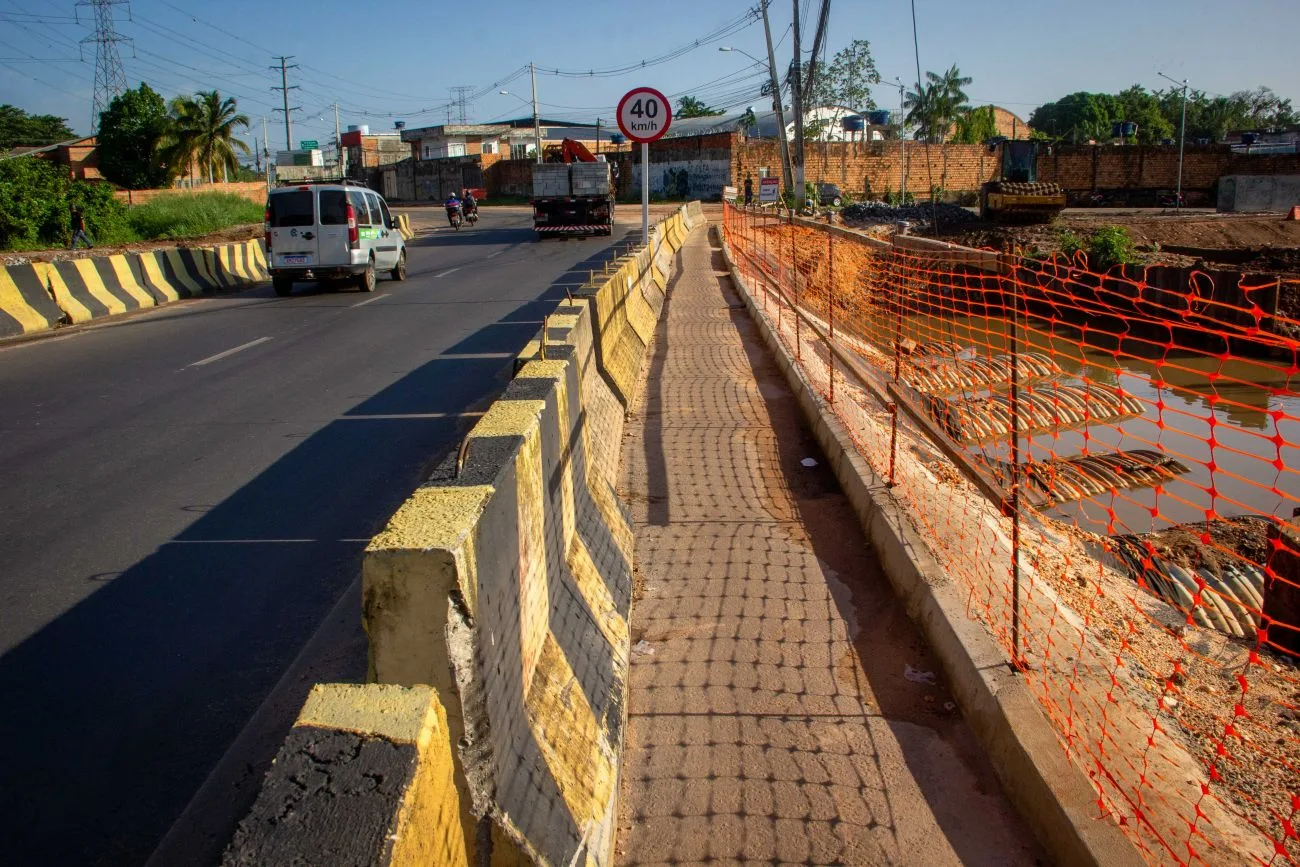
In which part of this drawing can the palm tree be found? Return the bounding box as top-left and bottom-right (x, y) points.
(905, 65), (974, 143)
(161, 91), (250, 185)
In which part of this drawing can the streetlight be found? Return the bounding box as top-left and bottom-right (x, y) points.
(718, 45), (764, 66)
(500, 89), (541, 162)
(719, 44), (793, 196)
(1158, 71), (1189, 208)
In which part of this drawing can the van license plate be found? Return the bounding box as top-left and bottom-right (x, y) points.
(281, 254), (309, 266)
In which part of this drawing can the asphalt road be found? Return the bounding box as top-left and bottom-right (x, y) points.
(0, 206), (642, 866)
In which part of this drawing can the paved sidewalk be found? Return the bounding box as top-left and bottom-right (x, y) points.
(615, 227), (1042, 866)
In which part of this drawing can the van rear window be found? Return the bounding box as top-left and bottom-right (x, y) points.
(268, 191), (313, 227)
(319, 190), (348, 225)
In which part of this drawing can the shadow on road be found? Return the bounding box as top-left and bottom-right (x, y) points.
(0, 232), (634, 866)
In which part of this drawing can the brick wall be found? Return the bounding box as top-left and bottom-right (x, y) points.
(1037, 145), (1300, 194)
(735, 137), (1000, 197)
(114, 181), (267, 206)
(485, 158), (534, 197)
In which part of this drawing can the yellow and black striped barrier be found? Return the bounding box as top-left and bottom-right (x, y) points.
(394, 213), (414, 240)
(0, 263), (66, 338)
(46, 255), (158, 324)
(0, 239), (270, 340)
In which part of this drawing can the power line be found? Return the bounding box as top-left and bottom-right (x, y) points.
(76, 0), (131, 131)
(536, 9), (758, 78)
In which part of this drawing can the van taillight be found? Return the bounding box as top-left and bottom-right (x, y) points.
(346, 203), (359, 248)
(263, 205), (271, 251)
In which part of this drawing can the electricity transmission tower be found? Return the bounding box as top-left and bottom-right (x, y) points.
(449, 86), (474, 125)
(76, 0), (133, 131)
(270, 56), (302, 150)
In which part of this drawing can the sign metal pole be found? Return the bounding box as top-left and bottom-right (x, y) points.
(641, 142), (649, 245)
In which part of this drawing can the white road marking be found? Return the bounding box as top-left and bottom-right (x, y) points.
(187, 336), (272, 368)
(433, 267), (462, 278)
(349, 293), (388, 308)
(485, 249), (505, 259)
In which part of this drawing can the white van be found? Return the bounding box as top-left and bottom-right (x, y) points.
(265, 181), (407, 296)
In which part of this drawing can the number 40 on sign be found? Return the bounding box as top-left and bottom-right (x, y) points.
(616, 88), (672, 143)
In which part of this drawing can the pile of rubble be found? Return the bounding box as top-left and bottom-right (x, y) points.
(840, 200), (984, 233)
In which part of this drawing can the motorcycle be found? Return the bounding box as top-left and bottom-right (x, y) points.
(464, 203), (479, 226)
(446, 203), (463, 230)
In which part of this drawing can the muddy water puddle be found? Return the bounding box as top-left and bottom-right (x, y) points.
(853, 310), (1300, 535)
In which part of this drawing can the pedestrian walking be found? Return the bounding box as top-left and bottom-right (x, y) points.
(69, 205), (93, 250)
(743, 174), (753, 206)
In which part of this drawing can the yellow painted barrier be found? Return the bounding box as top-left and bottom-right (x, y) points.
(0, 264), (64, 338)
(223, 684), (471, 867)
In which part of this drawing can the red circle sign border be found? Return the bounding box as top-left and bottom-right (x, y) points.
(616, 87), (672, 143)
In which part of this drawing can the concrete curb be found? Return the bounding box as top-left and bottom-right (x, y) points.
(714, 225), (1142, 867)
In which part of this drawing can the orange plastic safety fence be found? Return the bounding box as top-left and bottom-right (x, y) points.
(721, 203), (1300, 866)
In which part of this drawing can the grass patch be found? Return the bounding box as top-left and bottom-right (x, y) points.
(126, 192), (263, 241)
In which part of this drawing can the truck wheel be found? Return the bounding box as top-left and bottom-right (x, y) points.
(390, 250), (407, 281)
(273, 276), (293, 297)
(357, 258), (376, 293)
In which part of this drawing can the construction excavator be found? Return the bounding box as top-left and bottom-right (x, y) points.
(979, 140), (1066, 223)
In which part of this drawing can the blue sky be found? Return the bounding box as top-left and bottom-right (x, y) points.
(3, 0), (1298, 150)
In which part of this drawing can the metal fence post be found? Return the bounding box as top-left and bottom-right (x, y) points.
(828, 230), (835, 405)
(888, 247), (903, 487)
(1008, 271), (1023, 668)
(790, 209), (801, 362)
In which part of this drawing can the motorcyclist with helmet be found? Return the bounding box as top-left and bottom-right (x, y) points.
(444, 191), (463, 227)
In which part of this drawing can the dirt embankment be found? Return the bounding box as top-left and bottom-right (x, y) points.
(920, 212), (1300, 276)
(2, 223), (262, 266)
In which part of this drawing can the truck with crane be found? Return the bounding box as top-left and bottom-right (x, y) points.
(531, 139), (614, 238)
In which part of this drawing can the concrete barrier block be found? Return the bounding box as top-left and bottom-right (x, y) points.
(222, 684), (471, 867)
(364, 315), (634, 867)
(0, 263), (64, 338)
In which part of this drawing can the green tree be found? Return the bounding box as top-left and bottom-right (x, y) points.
(1029, 92), (1118, 143)
(161, 90), (250, 184)
(97, 83), (171, 189)
(675, 96), (724, 119)
(1113, 85), (1173, 144)
(0, 105), (75, 151)
(738, 107), (758, 135)
(951, 105), (998, 144)
(905, 65), (972, 142)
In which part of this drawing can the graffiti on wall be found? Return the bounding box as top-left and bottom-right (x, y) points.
(632, 159), (731, 199)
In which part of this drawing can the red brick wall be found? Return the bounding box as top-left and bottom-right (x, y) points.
(1037, 145), (1300, 192)
(735, 137), (1001, 197)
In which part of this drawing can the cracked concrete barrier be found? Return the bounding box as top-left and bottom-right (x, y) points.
(226, 205), (702, 866)
(363, 288), (648, 866)
(222, 684), (469, 867)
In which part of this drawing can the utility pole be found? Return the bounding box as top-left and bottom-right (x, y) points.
(262, 116), (271, 193)
(760, 0), (793, 196)
(790, 0), (807, 209)
(449, 86), (474, 125)
(595, 118), (601, 156)
(530, 62), (542, 163)
(270, 56), (300, 151)
(334, 103), (346, 180)
(897, 78), (906, 201)
(1159, 71), (1188, 208)
(77, 0), (132, 132)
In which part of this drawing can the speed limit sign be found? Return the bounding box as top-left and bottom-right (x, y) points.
(617, 87), (672, 143)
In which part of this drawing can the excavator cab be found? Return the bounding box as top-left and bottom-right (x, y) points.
(980, 139), (1065, 223)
